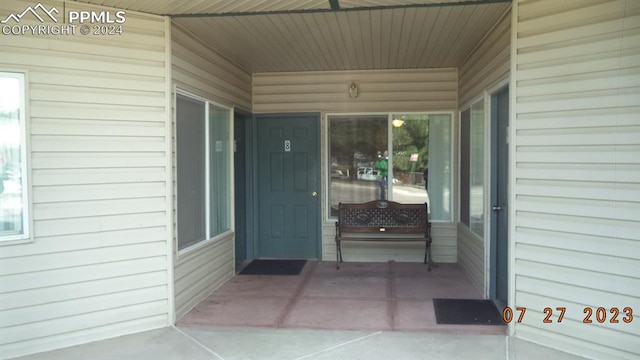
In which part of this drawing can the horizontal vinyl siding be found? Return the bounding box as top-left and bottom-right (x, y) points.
(513, 1), (640, 359)
(253, 68), (458, 113)
(456, 224), (484, 293)
(173, 234), (234, 319)
(172, 21), (252, 111)
(0, 2), (170, 359)
(171, 23), (251, 320)
(458, 7), (511, 106)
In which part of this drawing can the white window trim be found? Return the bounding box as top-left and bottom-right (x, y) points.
(174, 89), (234, 258)
(324, 111), (455, 223)
(0, 70), (31, 244)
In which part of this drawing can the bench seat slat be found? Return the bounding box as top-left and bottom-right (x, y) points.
(336, 237), (427, 242)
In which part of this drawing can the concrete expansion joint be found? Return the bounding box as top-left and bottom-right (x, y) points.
(172, 326), (226, 360)
(290, 331), (383, 360)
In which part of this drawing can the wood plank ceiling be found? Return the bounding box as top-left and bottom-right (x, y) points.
(77, 0), (511, 73)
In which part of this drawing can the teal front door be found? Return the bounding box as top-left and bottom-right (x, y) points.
(256, 114), (320, 259)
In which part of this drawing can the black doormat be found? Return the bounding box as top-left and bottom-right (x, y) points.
(239, 259), (307, 275)
(433, 299), (504, 325)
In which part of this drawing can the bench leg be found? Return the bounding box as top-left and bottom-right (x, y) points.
(336, 239), (343, 269)
(425, 241), (437, 271)
(424, 240), (430, 271)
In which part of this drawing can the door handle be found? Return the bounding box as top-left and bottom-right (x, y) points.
(492, 205), (502, 211)
(312, 191), (318, 198)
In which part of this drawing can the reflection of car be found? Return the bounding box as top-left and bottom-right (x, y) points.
(331, 169), (350, 179)
(357, 167), (380, 181)
(331, 166), (351, 179)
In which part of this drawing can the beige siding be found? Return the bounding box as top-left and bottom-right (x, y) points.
(172, 21), (252, 111)
(170, 23), (252, 320)
(456, 224), (484, 293)
(0, 2), (170, 359)
(173, 234), (235, 319)
(253, 68), (458, 113)
(254, 68), (458, 262)
(513, 1), (640, 359)
(456, 8), (511, 296)
(458, 7), (511, 106)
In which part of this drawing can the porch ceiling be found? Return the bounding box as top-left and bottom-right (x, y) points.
(77, 0), (511, 73)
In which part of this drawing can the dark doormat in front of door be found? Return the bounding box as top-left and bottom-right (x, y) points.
(239, 259), (307, 276)
(433, 298), (504, 325)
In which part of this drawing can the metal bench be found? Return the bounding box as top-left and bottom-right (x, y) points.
(335, 200), (433, 270)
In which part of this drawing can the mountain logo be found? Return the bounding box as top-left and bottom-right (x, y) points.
(1, 3), (59, 24)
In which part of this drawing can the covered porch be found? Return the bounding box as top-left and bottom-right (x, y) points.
(13, 263), (588, 360)
(2, 0), (637, 359)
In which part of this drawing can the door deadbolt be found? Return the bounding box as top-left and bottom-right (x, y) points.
(312, 191), (318, 198)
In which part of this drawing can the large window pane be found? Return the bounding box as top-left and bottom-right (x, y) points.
(328, 113), (452, 222)
(460, 109), (471, 226)
(176, 94), (206, 250)
(470, 101), (485, 236)
(209, 103), (231, 237)
(0, 72), (28, 241)
(425, 114), (452, 221)
(390, 114), (429, 206)
(176, 92), (232, 251)
(460, 99), (486, 236)
(328, 115), (387, 217)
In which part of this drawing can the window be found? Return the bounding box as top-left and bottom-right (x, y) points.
(327, 113), (452, 221)
(461, 99), (485, 236)
(328, 114), (387, 215)
(0, 72), (29, 242)
(176, 91), (232, 251)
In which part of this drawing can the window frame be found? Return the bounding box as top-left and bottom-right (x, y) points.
(0, 70), (31, 244)
(324, 111), (454, 223)
(175, 89), (234, 256)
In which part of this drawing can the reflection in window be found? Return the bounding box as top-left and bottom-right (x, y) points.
(176, 91), (232, 251)
(208, 103), (231, 237)
(461, 99), (485, 236)
(328, 113), (452, 221)
(390, 114), (429, 208)
(0, 72), (29, 241)
(328, 115), (388, 217)
(470, 101), (485, 236)
(422, 114), (452, 221)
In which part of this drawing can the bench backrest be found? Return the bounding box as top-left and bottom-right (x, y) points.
(337, 200), (428, 235)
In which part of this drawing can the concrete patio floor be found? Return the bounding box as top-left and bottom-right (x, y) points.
(11, 261), (590, 359)
(178, 261), (506, 333)
(12, 326), (590, 360)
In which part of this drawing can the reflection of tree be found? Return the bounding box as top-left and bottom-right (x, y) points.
(330, 117), (388, 175)
(392, 116), (429, 172)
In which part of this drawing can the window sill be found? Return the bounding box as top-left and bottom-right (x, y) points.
(176, 230), (234, 259)
(0, 235), (33, 246)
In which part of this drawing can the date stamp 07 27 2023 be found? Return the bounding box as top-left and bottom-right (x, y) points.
(501, 306), (634, 324)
